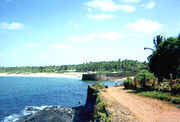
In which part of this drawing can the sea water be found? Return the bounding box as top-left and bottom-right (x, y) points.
(0, 76), (118, 121)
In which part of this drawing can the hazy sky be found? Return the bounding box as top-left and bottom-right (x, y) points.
(0, 0), (180, 66)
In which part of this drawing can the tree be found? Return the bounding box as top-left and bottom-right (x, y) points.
(144, 35), (164, 61)
(149, 35), (180, 79)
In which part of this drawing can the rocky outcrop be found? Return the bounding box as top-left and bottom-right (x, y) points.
(17, 106), (75, 122)
(17, 85), (98, 122)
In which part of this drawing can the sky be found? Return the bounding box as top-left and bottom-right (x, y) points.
(0, 0), (180, 67)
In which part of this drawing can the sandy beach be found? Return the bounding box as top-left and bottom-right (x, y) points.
(0, 72), (132, 81)
(0, 72), (83, 78)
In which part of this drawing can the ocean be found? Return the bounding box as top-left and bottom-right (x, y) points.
(0, 76), (118, 122)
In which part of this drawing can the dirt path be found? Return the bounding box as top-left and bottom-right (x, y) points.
(100, 86), (180, 122)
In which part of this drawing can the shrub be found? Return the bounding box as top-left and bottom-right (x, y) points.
(171, 97), (180, 104)
(171, 83), (180, 95)
(93, 93), (111, 122)
(140, 91), (170, 101)
(135, 70), (155, 89)
(123, 77), (134, 89)
(93, 83), (105, 90)
(139, 91), (180, 104)
(135, 70), (155, 81)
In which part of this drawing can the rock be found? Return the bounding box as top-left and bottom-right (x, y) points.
(17, 106), (75, 122)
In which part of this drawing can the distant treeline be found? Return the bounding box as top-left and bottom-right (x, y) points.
(0, 59), (147, 73)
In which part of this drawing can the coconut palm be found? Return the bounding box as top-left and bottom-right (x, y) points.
(144, 35), (164, 61)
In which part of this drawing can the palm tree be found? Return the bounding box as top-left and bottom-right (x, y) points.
(144, 35), (164, 61)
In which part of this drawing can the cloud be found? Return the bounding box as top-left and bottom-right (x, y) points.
(12, 49), (20, 54)
(88, 8), (93, 12)
(73, 24), (80, 28)
(99, 32), (125, 40)
(67, 33), (96, 42)
(67, 21), (80, 28)
(86, 0), (135, 13)
(87, 14), (114, 19)
(25, 43), (38, 47)
(68, 32), (125, 43)
(67, 37), (87, 43)
(122, 0), (140, 3)
(0, 22), (24, 30)
(49, 44), (73, 50)
(142, 1), (155, 9)
(126, 19), (163, 33)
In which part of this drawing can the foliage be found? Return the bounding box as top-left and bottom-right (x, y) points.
(171, 83), (180, 95)
(93, 93), (111, 122)
(0, 59), (147, 74)
(123, 70), (156, 89)
(149, 34), (180, 79)
(140, 91), (171, 101)
(124, 77), (134, 89)
(94, 83), (105, 90)
(139, 91), (180, 104)
(144, 35), (164, 61)
(135, 70), (155, 81)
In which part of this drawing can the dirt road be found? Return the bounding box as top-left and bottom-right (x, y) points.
(100, 86), (180, 122)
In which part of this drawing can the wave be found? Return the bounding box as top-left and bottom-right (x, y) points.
(2, 105), (59, 122)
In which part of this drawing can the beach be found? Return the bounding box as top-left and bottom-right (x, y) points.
(0, 72), (83, 78)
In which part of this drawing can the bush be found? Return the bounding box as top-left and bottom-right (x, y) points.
(171, 83), (180, 95)
(135, 70), (155, 89)
(123, 77), (134, 89)
(93, 83), (105, 90)
(171, 97), (180, 104)
(135, 70), (155, 81)
(93, 93), (111, 122)
(139, 91), (180, 104)
(140, 91), (170, 101)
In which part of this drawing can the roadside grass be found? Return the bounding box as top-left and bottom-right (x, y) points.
(92, 84), (111, 122)
(139, 91), (180, 104)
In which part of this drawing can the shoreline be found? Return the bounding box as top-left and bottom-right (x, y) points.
(0, 72), (133, 81)
(0, 72), (83, 79)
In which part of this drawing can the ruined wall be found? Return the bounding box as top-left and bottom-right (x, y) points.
(82, 74), (107, 81)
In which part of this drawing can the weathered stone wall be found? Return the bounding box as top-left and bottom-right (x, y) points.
(82, 73), (134, 81)
(82, 74), (107, 81)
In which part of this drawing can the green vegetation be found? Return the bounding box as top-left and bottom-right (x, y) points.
(91, 83), (111, 121)
(93, 93), (111, 122)
(0, 59), (147, 74)
(135, 70), (155, 81)
(149, 34), (180, 79)
(93, 83), (105, 90)
(139, 91), (180, 104)
(124, 70), (157, 90)
(123, 77), (134, 89)
(140, 91), (170, 101)
(123, 33), (180, 104)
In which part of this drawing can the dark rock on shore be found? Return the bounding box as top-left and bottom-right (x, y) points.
(17, 106), (75, 122)
(17, 85), (97, 122)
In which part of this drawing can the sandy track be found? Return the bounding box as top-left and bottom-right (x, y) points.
(101, 86), (180, 122)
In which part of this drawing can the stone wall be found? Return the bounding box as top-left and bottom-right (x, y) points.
(82, 74), (107, 81)
(82, 73), (134, 81)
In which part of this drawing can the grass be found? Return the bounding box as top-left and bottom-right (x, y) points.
(139, 91), (180, 104)
(93, 92), (111, 122)
(94, 83), (105, 90)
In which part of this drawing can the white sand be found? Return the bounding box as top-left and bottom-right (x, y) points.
(0, 72), (83, 78)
